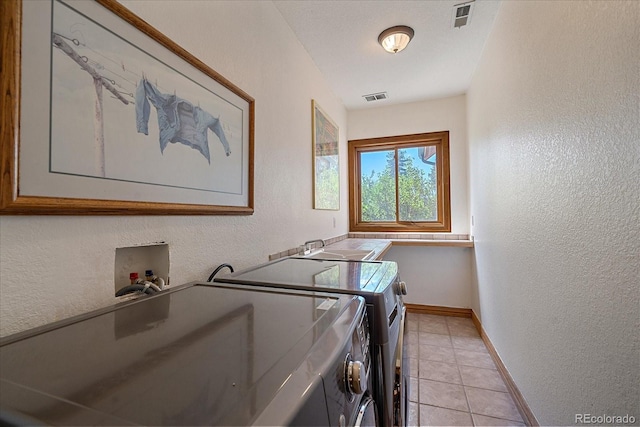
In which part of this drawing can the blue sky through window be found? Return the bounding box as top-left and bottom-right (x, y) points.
(361, 147), (435, 178)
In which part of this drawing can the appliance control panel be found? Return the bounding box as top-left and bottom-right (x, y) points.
(355, 309), (371, 374)
(344, 308), (371, 401)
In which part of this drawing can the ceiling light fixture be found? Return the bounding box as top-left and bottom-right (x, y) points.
(378, 25), (414, 54)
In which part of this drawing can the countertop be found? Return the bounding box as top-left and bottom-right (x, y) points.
(325, 237), (473, 261)
(269, 236), (474, 261)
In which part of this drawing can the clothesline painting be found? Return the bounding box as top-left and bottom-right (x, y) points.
(2, 0), (253, 214)
(50, 0), (244, 195)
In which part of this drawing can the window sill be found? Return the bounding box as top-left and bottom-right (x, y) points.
(391, 239), (474, 248)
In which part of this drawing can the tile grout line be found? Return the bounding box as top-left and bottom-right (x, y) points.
(460, 388), (528, 424)
(416, 353), (420, 427)
(414, 322), (420, 427)
(448, 319), (476, 426)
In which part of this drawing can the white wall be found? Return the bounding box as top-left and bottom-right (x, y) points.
(348, 94), (469, 235)
(0, 1), (348, 337)
(467, 1), (640, 425)
(384, 246), (472, 308)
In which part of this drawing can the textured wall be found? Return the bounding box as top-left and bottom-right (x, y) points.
(467, 1), (640, 424)
(0, 1), (347, 337)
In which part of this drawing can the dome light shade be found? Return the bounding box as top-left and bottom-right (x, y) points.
(378, 26), (414, 54)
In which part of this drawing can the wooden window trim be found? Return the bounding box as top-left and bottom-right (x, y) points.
(348, 131), (451, 233)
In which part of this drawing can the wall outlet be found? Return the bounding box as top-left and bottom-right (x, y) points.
(114, 242), (170, 295)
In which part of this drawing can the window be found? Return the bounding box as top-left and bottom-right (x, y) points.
(348, 131), (450, 232)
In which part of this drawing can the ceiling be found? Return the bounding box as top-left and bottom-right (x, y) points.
(273, 0), (502, 110)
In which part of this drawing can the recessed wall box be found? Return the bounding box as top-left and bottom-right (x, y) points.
(114, 242), (170, 294)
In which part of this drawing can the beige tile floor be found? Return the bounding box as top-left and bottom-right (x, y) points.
(405, 312), (526, 427)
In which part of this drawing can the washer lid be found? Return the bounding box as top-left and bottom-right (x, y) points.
(0, 284), (359, 426)
(218, 258), (393, 294)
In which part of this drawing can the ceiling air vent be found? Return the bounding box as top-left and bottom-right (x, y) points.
(452, 1), (474, 29)
(363, 92), (388, 102)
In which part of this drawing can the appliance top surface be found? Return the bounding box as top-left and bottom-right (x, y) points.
(0, 284), (360, 426)
(216, 258), (398, 295)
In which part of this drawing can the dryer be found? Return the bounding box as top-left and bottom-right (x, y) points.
(0, 282), (375, 426)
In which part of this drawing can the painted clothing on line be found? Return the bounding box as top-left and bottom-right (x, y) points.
(135, 78), (231, 163)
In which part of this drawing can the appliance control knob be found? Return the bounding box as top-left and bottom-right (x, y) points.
(347, 360), (367, 395)
(397, 281), (407, 295)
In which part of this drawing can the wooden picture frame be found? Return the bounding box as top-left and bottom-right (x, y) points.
(311, 100), (339, 210)
(0, 0), (254, 215)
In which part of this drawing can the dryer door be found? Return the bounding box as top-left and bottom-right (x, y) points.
(354, 397), (378, 427)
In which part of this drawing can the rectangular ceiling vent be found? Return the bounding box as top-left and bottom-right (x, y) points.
(452, 1), (474, 29)
(363, 92), (388, 102)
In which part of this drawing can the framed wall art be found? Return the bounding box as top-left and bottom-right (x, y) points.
(0, 0), (254, 215)
(311, 100), (339, 210)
